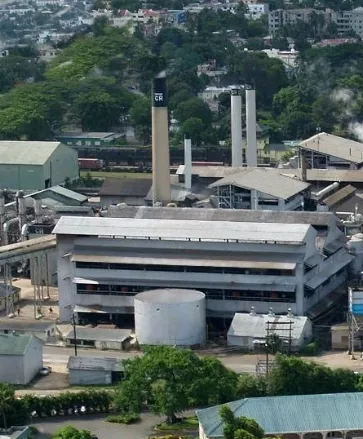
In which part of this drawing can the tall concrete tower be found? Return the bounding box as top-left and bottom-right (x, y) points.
(184, 134), (192, 190)
(245, 84), (258, 167)
(152, 71), (171, 205)
(230, 87), (243, 167)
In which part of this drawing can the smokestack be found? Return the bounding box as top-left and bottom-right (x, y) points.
(230, 87), (243, 166)
(34, 198), (42, 223)
(0, 190), (5, 246)
(301, 149), (307, 183)
(184, 134), (192, 190)
(245, 84), (257, 167)
(152, 71), (171, 205)
(17, 190), (26, 231)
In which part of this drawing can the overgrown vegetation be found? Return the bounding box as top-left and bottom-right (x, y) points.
(106, 413), (140, 424)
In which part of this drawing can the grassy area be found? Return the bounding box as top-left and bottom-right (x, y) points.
(155, 416), (199, 432)
(80, 171), (151, 179)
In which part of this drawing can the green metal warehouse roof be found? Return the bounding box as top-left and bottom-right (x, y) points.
(196, 393), (363, 438)
(0, 334), (34, 355)
(0, 141), (61, 165)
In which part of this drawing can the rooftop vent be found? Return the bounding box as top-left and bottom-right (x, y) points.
(250, 306), (256, 316)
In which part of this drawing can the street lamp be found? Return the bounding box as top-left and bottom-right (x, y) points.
(72, 312), (78, 357)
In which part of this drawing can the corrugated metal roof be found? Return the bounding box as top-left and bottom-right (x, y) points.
(0, 334), (35, 355)
(99, 178), (152, 197)
(322, 185), (356, 207)
(71, 253), (297, 270)
(104, 206), (334, 227)
(281, 168), (363, 183)
(0, 141), (61, 165)
(0, 320), (54, 331)
(65, 327), (132, 343)
(300, 132), (363, 164)
(227, 313), (310, 340)
(305, 252), (354, 290)
(197, 392), (363, 437)
(67, 355), (123, 371)
(48, 186), (88, 203)
(209, 168), (310, 200)
(53, 217), (311, 244)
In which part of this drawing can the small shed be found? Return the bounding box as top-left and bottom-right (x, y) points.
(227, 311), (312, 351)
(0, 320), (56, 342)
(67, 356), (124, 385)
(65, 327), (132, 350)
(0, 334), (43, 384)
(98, 177), (152, 206)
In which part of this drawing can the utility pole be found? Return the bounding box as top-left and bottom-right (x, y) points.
(72, 313), (78, 356)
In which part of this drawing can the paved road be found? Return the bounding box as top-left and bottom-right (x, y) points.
(43, 345), (258, 373)
(33, 413), (165, 439)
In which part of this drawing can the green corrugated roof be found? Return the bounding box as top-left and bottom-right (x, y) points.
(196, 393), (363, 438)
(0, 141), (60, 165)
(0, 334), (33, 355)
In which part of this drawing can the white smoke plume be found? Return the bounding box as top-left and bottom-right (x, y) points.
(349, 122), (363, 142)
(331, 88), (353, 104)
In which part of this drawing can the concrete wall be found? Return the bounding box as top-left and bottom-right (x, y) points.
(44, 144), (79, 187)
(24, 337), (43, 384)
(69, 369), (111, 385)
(0, 355), (26, 384)
(0, 164), (44, 190)
(100, 195), (145, 206)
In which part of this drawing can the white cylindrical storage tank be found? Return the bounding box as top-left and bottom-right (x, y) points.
(347, 233), (363, 274)
(134, 288), (206, 346)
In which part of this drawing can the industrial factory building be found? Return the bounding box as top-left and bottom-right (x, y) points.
(54, 212), (354, 323)
(0, 141), (79, 191)
(209, 168), (310, 211)
(299, 132), (363, 170)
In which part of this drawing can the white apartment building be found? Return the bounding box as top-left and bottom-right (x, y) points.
(54, 213), (353, 324)
(331, 8), (363, 39)
(245, 3), (269, 19)
(268, 8), (329, 34)
(262, 48), (298, 69)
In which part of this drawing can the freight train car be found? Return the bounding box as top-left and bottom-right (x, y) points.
(79, 158), (104, 170)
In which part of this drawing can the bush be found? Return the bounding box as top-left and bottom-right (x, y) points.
(300, 341), (319, 356)
(106, 413), (140, 424)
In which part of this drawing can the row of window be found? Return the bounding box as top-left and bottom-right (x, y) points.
(75, 261), (294, 277)
(76, 284), (296, 303)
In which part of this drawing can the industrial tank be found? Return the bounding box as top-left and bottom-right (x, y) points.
(134, 289), (206, 346)
(347, 233), (363, 275)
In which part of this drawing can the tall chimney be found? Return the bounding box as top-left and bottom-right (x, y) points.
(301, 149), (307, 182)
(34, 198), (42, 223)
(17, 190), (26, 231)
(0, 190), (5, 246)
(230, 87), (243, 166)
(184, 134), (192, 190)
(152, 71), (171, 205)
(245, 84), (258, 167)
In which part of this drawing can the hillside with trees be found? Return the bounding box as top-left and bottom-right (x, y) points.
(1, 17), (363, 143)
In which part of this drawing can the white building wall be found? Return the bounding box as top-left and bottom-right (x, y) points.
(0, 355), (26, 384)
(44, 144), (79, 187)
(24, 337), (43, 384)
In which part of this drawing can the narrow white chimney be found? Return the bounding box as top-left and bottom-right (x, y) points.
(34, 198), (42, 223)
(17, 190), (26, 231)
(184, 135), (192, 190)
(245, 85), (258, 167)
(230, 87), (243, 166)
(152, 71), (171, 205)
(0, 190), (5, 245)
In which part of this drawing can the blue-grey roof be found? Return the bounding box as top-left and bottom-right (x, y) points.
(47, 186), (87, 203)
(196, 393), (363, 438)
(0, 334), (35, 355)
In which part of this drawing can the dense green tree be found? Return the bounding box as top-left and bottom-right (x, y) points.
(179, 117), (205, 146)
(0, 384), (14, 429)
(129, 96), (151, 144)
(174, 97), (213, 126)
(114, 346), (238, 424)
(52, 426), (94, 439)
(220, 406), (265, 439)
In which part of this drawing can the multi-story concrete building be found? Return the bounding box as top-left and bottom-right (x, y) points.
(54, 212), (353, 324)
(268, 8), (328, 34)
(331, 8), (363, 39)
(245, 3), (269, 19)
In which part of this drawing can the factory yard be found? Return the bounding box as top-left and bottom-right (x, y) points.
(32, 413), (168, 439)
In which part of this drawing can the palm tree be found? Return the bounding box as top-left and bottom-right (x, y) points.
(0, 384), (15, 430)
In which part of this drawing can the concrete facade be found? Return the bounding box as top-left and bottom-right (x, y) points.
(0, 334), (43, 384)
(53, 216), (353, 322)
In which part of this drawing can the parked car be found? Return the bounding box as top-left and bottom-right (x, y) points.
(39, 366), (52, 376)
